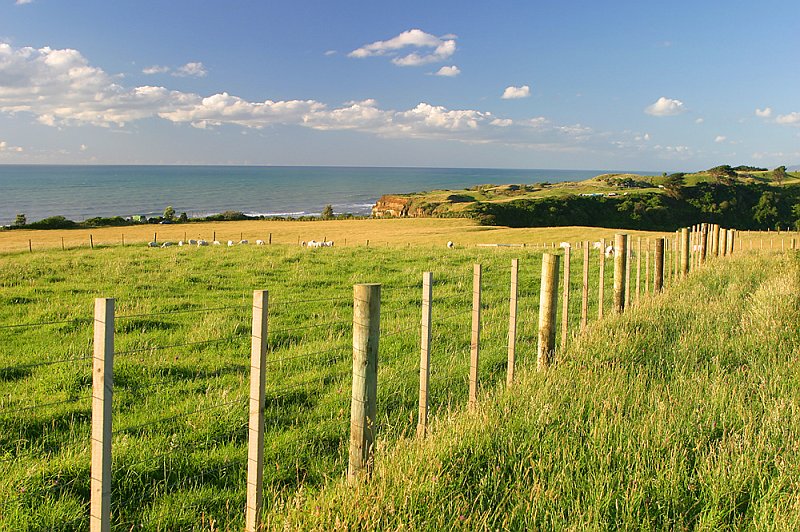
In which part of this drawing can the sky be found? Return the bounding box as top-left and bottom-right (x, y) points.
(0, 0), (798, 171)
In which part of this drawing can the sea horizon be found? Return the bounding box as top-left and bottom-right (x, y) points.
(0, 164), (656, 226)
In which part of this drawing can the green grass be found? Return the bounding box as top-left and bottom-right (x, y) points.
(0, 243), (796, 530)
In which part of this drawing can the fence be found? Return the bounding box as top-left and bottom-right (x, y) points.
(0, 223), (788, 529)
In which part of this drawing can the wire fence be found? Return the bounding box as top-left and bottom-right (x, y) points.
(1, 226), (758, 529)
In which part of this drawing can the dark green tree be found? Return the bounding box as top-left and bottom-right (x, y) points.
(708, 165), (736, 185)
(13, 213), (26, 227)
(773, 165), (787, 187)
(163, 205), (176, 221)
(663, 173), (686, 199)
(321, 204), (334, 220)
(753, 192), (779, 228)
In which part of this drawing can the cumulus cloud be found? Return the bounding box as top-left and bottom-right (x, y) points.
(434, 65), (460, 77)
(501, 85), (530, 99)
(0, 42), (623, 153)
(142, 65), (170, 75)
(776, 112), (800, 125)
(348, 29), (456, 66)
(645, 97), (686, 116)
(714, 135), (726, 143)
(15, 0), (34, 5)
(173, 62), (207, 77)
(0, 140), (23, 152)
(755, 107), (772, 118)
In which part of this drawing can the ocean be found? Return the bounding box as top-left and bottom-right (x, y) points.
(0, 165), (644, 226)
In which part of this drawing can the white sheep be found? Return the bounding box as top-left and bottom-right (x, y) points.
(213, 240), (221, 245)
(447, 241), (454, 249)
(593, 241), (603, 250)
(605, 245), (615, 257)
(197, 240), (209, 246)
(178, 241), (184, 247)
(256, 239), (265, 245)
(559, 242), (571, 249)
(147, 241), (159, 248)
(227, 240), (234, 247)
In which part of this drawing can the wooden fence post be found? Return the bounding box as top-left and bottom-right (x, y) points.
(624, 238), (631, 309)
(418, 272), (432, 436)
(580, 242), (589, 331)
(469, 264), (481, 410)
(90, 234), (94, 250)
(348, 283), (380, 483)
(61, 236), (65, 251)
(674, 230), (679, 278)
(90, 298), (114, 532)
(246, 290), (268, 532)
(654, 238), (664, 293)
(712, 224), (720, 256)
(720, 227), (728, 257)
(636, 237), (642, 304)
(613, 234), (627, 313)
(728, 229), (735, 255)
(268, 232), (272, 245)
(561, 246), (571, 347)
(645, 243), (650, 295)
(598, 238), (605, 319)
(537, 254), (560, 370)
(507, 260), (518, 386)
(699, 223), (708, 264)
(680, 228), (690, 276)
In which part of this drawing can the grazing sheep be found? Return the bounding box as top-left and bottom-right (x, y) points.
(227, 240), (234, 247)
(178, 241), (185, 247)
(559, 242), (571, 249)
(239, 240), (249, 245)
(147, 241), (159, 248)
(255, 239), (265, 245)
(188, 239), (198, 245)
(213, 240), (221, 245)
(605, 245), (615, 257)
(593, 241), (603, 250)
(197, 240), (209, 246)
(161, 242), (173, 248)
(447, 241), (454, 249)
(306, 240), (322, 248)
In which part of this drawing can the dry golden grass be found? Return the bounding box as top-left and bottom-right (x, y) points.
(0, 218), (683, 253)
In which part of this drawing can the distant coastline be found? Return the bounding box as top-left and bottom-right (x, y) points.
(0, 165), (650, 226)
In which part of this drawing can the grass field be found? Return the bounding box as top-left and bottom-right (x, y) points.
(0, 222), (798, 530)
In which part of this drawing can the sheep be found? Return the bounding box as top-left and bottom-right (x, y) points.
(213, 240), (221, 245)
(447, 241), (454, 249)
(178, 241), (184, 247)
(559, 242), (571, 249)
(161, 242), (173, 248)
(255, 239), (265, 245)
(197, 240), (209, 246)
(605, 245), (615, 257)
(593, 241), (603, 250)
(188, 239), (198, 245)
(147, 241), (159, 248)
(306, 240), (322, 248)
(239, 240), (249, 245)
(227, 240), (234, 247)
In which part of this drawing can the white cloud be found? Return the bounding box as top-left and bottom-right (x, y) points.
(0, 140), (23, 152)
(434, 65), (460, 77)
(80, 144), (88, 151)
(695, 118), (704, 124)
(645, 97), (686, 116)
(490, 118), (513, 127)
(173, 62), (207, 78)
(755, 107), (772, 118)
(776, 112), (800, 125)
(15, 0), (34, 5)
(348, 29), (456, 67)
(143, 65), (170, 75)
(501, 85), (530, 99)
(324, 50), (337, 56)
(714, 135), (726, 143)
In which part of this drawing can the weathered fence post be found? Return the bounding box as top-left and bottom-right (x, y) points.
(680, 228), (690, 276)
(613, 234), (627, 313)
(61, 236), (65, 251)
(469, 264), (481, 410)
(700, 223), (708, 264)
(348, 283), (380, 483)
(90, 298), (114, 532)
(636, 237), (642, 304)
(720, 227), (728, 257)
(246, 290), (268, 532)
(674, 230), (679, 278)
(654, 238), (664, 293)
(645, 243), (650, 295)
(268, 232), (272, 245)
(624, 238), (632, 309)
(90, 234), (94, 250)
(561, 246), (571, 347)
(581, 242), (589, 331)
(418, 272), (432, 436)
(728, 229), (735, 255)
(598, 238), (606, 319)
(537, 254), (560, 370)
(507, 260), (518, 386)
(712, 224), (720, 256)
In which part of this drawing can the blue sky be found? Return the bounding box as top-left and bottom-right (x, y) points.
(0, 0), (798, 171)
